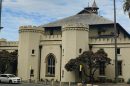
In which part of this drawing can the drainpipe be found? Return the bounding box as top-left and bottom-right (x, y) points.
(60, 45), (62, 81)
(38, 45), (42, 81)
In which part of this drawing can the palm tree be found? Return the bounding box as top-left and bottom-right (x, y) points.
(123, 0), (130, 17)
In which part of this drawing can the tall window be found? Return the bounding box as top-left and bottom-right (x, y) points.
(117, 48), (120, 54)
(99, 62), (105, 75)
(118, 61), (122, 76)
(46, 54), (55, 77)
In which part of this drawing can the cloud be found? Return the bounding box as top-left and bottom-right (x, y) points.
(1, 0), (130, 41)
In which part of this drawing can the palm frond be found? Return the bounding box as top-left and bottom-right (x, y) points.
(123, 0), (130, 17)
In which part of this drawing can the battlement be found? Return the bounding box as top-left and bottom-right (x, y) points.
(43, 35), (62, 41)
(0, 38), (18, 46)
(6, 41), (18, 46)
(0, 38), (6, 42)
(62, 23), (89, 31)
(20, 25), (44, 30)
(63, 23), (88, 28)
(89, 37), (130, 44)
(19, 25), (44, 33)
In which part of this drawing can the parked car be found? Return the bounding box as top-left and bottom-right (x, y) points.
(0, 74), (21, 84)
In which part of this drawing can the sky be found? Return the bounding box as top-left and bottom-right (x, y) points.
(0, 0), (130, 41)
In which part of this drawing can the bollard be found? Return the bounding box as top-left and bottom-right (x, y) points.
(86, 84), (92, 86)
(77, 83), (82, 86)
(51, 80), (54, 86)
(60, 81), (62, 86)
(69, 82), (71, 86)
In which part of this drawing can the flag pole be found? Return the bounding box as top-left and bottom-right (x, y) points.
(113, 0), (118, 83)
(0, 0), (3, 31)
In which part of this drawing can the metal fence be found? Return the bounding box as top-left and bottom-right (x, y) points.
(37, 81), (101, 86)
(38, 81), (78, 86)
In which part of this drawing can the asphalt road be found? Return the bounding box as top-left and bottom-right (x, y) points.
(0, 83), (129, 86)
(0, 83), (46, 86)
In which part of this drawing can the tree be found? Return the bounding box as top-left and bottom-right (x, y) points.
(123, 0), (130, 17)
(8, 50), (18, 74)
(0, 50), (11, 73)
(0, 50), (18, 74)
(65, 49), (111, 83)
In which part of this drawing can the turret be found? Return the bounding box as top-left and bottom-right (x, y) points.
(61, 23), (89, 82)
(78, 0), (99, 14)
(18, 25), (44, 82)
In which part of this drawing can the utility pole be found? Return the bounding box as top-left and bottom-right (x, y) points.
(0, 0), (3, 31)
(113, 0), (118, 83)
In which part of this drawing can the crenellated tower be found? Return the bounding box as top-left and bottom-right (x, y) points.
(61, 23), (89, 82)
(18, 26), (44, 82)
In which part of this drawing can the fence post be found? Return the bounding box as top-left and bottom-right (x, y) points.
(86, 84), (92, 86)
(60, 81), (62, 86)
(69, 82), (71, 86)
(51, 80), (54, 86)
(77, 83), (82, 86)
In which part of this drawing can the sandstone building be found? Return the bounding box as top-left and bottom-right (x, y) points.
(0, 38), (18, 52)
(18, 1), (130, 82)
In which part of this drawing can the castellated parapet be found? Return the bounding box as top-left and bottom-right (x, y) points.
(19, 25), (44, 33)
(62, 23), (89, 31)
(0, 38), (18, 46)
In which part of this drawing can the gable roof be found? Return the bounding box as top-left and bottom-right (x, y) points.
(42, 13), (113, 27)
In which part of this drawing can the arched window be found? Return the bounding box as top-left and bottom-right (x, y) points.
(46, 53), (55, 77)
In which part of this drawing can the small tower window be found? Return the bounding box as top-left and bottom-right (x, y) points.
(30, 69), (34, 77)
(32, 49), (35, 54)
(79, 48), (82, 54)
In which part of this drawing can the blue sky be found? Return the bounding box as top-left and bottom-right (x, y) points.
(1, 0), (130, 41)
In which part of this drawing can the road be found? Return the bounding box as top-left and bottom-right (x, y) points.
(0, 83), (45, 86)
(0, 83), (129, 86)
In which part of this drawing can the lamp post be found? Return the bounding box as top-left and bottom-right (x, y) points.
(113, 0), (118, 83)
(0, 0), (3, 31)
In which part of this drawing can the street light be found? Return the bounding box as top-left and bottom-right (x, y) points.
(113, 0), (118, 82)
(0, 0), (3, 31)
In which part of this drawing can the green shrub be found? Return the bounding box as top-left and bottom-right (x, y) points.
(112, 80), (117, 83)
(127, 78), (130, 84)
(106, 79), (112, 83)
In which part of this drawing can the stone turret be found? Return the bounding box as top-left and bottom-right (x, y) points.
(18, 25), (44, 82)
(61, 23), (89, 82)
(78, 0), (99, 14)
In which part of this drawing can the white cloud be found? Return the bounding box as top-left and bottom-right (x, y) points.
(1, 0), (130, 41)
